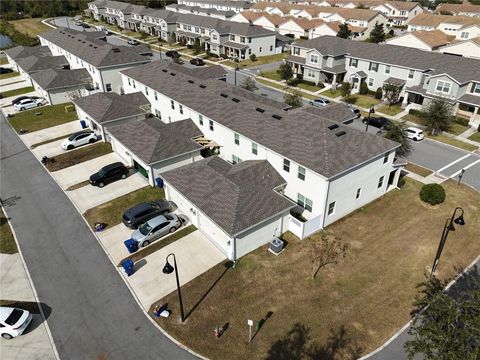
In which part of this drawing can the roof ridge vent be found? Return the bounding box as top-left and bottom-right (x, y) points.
(232, 97), (240, 103)
(220, 93), (228, 98)
(170, 72), (176, 76)
(199, 84), (206, 89)
(255, 107), (265, 113)
(328, 124), (339, 130)
(162, 69), (168, 72)
(335, 130), (346, 137)
(188, 79), (195, 84)
(272, 114), (282, 120)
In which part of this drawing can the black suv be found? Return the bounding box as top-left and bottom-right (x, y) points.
(89, 162), (129, 188)
(122, 200), (172, 229)
(165, 50), (179, 58)
(362, 116), (391, 129)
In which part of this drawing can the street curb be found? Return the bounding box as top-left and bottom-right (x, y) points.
(358, 253), (480, 360)
(1, 111), (208, 360)
(0, 205), (60, 360)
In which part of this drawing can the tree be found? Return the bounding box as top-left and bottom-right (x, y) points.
(277, 63), (293, 80)
(337, 23), (352, 39)
(359, 81), (369, 95)
(249, 53), (257, 62)
(382, 83), (403, 107)
(172, 53), (182, 64)
(369, 22), (386, 43)
(241, 77), (258, 92)
(405, 274), (480, 360)
(382, 123), (412, 156)
(284, 90), (303, 109)
(424, 99), (453, 135)
(339, 81), (352, 101)
(309, 233), (348, 279)
(193, 38), (202, 55)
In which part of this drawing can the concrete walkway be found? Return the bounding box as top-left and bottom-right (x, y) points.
(21, 121), (81, 147)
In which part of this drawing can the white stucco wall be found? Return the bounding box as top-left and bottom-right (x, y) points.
(385, 34), (433, 51)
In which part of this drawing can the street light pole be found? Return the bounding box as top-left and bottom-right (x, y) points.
(430, 207), (465, 277)
(163, 253), (185, 322)
(234, 65), (239, 86)
(365, 104), (375, 132)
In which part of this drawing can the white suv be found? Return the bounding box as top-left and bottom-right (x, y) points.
(61, 130), (98, 150)
(404, 127), (424, 141)
(0, 307), (33, 339)
(13, 98), (44, 111)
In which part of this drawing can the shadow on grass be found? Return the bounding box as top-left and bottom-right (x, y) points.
(266, 323), (363, 360)
(185, 260), (233, 320)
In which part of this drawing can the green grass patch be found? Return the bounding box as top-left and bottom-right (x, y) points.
(468, 132), (480, 143)
(376, 104), (403, 116)
(0, 86), (34, 99)
(258, 69), (282, 81)
(322, 88), (342, 98)
(0, 58), (8, 65)
(234, 53), (288, 68)
(256, 78), (317, 100)
(83, 186), (165, 229)
(350, 94), (381, 109)
(8, 103), (77, 133)
(448, 122), (469, 136)
(0, 207), (17, 254)
(0, 71), (20, 80)
(295, 81), (323, 93)
(9, 18), (50, 38)
(426, 134), (478, 152)
(46, 142), (112, 172)
(402, 113), (469, 136)
(118, 225), (197, 266)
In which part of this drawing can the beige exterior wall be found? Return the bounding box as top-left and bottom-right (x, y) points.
(385, 34), (433, 51)
(439, 41), (480, 59)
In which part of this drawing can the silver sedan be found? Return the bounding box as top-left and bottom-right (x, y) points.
(131, 213), (181, 247)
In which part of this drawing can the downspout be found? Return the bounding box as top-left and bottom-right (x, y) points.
(232, 236), (237, 269)
(321, 179), (331, 229)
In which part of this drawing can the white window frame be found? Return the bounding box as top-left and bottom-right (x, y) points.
(472, 82), (480, 94)
(283, 159), (290, 172)
(435, 80), (451, 94)
(234, 133), (240, 145)
(298, 166), (306, 181)
(408, 70), (414, 79)
(309, 54), (319, 64)
(252, 142), (258, 155)
(385, 65), (391, 74)
(328, 201), (335, 216)
(378, 176), (384, 189)
(199, 114), (203, 125)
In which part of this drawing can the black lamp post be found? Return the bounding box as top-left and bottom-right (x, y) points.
(163, 253), (185, 322)
(234, 65), (239, 86)
(365, 105), (375, 132)
(430, 207), (465, 277)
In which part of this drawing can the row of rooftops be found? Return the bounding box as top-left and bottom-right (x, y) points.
(294, 35), (480, 85)
(407, 12), (480, 30)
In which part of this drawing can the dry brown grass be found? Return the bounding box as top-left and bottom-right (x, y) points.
(405, 162), (433, 177)
(151, 179), (480, 360)
(9, 18), (50, 37)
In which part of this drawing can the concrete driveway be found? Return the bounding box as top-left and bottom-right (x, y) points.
(0, 74), (23, 86)
(20, 121), (81, 147)
(52, 152), (123, 190)
(0, 79), (30, 93)
(96, 223), (133, 264)
(125, 230), (226, 310)
(69, 173), (148, 212)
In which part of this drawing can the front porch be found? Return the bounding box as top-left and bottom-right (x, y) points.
(221, 41), (248, 60)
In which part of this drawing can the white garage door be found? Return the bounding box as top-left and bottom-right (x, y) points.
(197, 212), (230, 257)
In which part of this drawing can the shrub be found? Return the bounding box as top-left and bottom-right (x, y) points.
(420, 184), (446, 205)
(409, 109), (423, 116)
(344, 96), (357, 104)
(359, 82), (369, 95)
(375, 87), (383, 99)
(318, 83), (325, 89)
(398, 176), (406, 188)
(452, 116), (469, 127)
(287, 77), (301, 86)
(186, 44), (193, 49)
(249, 53), (257, 62)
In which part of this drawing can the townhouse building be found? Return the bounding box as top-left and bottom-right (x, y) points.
(165, 4), (236, 19)
(435, 3), (480, 18)
(372, 1), (423, 26)
(407, 13), (480, 38)
(38, 28), (151, 94)
(177, 0), (253, 13)
(113, 60), (401, 261)
(385, 30), (454, 52)
(286, 36), (480, 127)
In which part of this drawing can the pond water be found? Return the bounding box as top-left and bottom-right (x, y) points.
(0, 33), (13, 49)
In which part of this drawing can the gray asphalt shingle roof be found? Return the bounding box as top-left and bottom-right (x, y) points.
(16, 55), (68, 73)
(107, 118), (203, 164)
(4, 45), (51, 60)
(122, 61), (398, 179)
(162, 156), (294, 236)
(72, 92), (148, 123)
(39, 28), (151, 68)
(30, 68), (91, 90)
(296, 35), (480, 84)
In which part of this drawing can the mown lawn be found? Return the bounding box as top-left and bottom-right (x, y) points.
(46, 142), (112, 172)
(402, 113), (469, 136)
(83, 186), (165, 229)
(0, 72), (20, 80)
(8, 103), (77, 133)
(0, 58), (9, 65)
(234, 53), (288, 68)
(295, 81), (323, 93)
(9, 18), (50, 37)
(376, 104), (403, 116)
(0, 207), (17, 254)
(405, 162), (433, 177)
(349, 94), (381, 109)
(468, 132), (480, 143)
(426, 134), (478, 152)
(0, 86), (34, 99)
(256, 78), (316, 100)
(258, 69), (282, 81)
(322, 88), (342, 98)
(151, 179), (480, 360)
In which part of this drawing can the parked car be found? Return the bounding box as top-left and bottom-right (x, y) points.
(0, 307), (33, 339)
(81, 23), (90, 29)
(61, 130), (97, 150)
(0, 67), (13, 74)
(89, 162), (129, 188)
(122, 200), (172, 229)
(309, 98), (331, 107)
(362, 116), (391, 129)
(165, 50), (179, 58)
(74, 20), (82, 26)
(347, 104), (361, 118)
(11, 95), (41, 106)
(404, 127), (424, 141)
(13, 98), (44, 111)
(127, 39), (139, 46)
(190, 58), (205, 66)
(131, 213), (182, 247)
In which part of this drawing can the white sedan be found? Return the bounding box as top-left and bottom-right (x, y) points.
(13, 98), (44, 111)
(61, 130), (98, 150)
(0, 307), (33, 339)
(404, 127), (424, 141)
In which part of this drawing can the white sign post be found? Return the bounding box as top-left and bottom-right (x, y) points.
(247, 319), (254, 343)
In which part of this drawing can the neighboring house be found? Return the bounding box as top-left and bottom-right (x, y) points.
(38, 28), (152, 94)
(309, 21), (341, 38)
(165, 4), (236, 19)
(29, 68), (93, 105)
(3, 45), (51, 72)
(72, 92), (149, 140)
(385, 30), (454, 51)
(372, 1), (423, 26)
(176, 0), (253, 13)
(102, 0), (146, 29)
(407, 13), (480, 37)
(278, 18), (324, 38)
(439, 37), (480, 60)
(435, 3), (480, 17)
(254, 13), (293, 31)
(230, 11), (265, 23)
(108, 118), (204, 186)
(14, 55), (69, 85)
(120, 60), (401, 261)
(141, 9), (179, 38)
(286, 35), (480, 126)
(86, 0), (108, 20)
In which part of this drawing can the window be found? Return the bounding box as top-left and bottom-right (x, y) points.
(105, 83), (112, 92)
(195, 27), (199, 33)
(369, 62), (379, 72)
(248, 37), (252, 43)
(383, 152), (389, 163)
(132, 80), (136, 89)
(328, 201), (335, 216)
(461, 31), (469, 39)
(472, 83), (480, 94)
(378, 176), (384, 189)
(155, 109), (161, 119)
(240, 36), (245, 43)
(209, 120), (214, 131)
(170, 100), (175, 109)
(144, 86), (149, 95)
(435, 80), (451, 94)
(270, 45), (273, 52)
(356, 188), (361, 199)
(154, 91), (158, 100)
(232, 155), (242, 164)
(408, 70), (414, 79)
(234, 133), (240, 145)
(297, 194), (313, 212)
(350, 58), (358, 68)
(368, 78), (374, 87)
(230, 34), (235, 41)
(128, 78), (131, 86)
(179, 104), (183, 114)
(385, 65), (391, 74)
(199, 114), (203, 125)
(212, 34), (218, 40)
(307, 69), (315, 78)
(293, 47), (300, 55)
(310, 54), (319, 64)
(252, 142), (258, 155)
(283, 159), (290, 172)
(298, 166), (305, 181)
(259, 47), (262, 52)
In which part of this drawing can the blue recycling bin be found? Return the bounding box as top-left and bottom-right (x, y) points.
(80, 120), (87, 129)
(124, 239), (138, 254)
(155, 177), (164, 188)
(122, 259), (135, 276)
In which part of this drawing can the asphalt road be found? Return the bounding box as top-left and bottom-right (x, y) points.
(0, 112), (197, 359)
